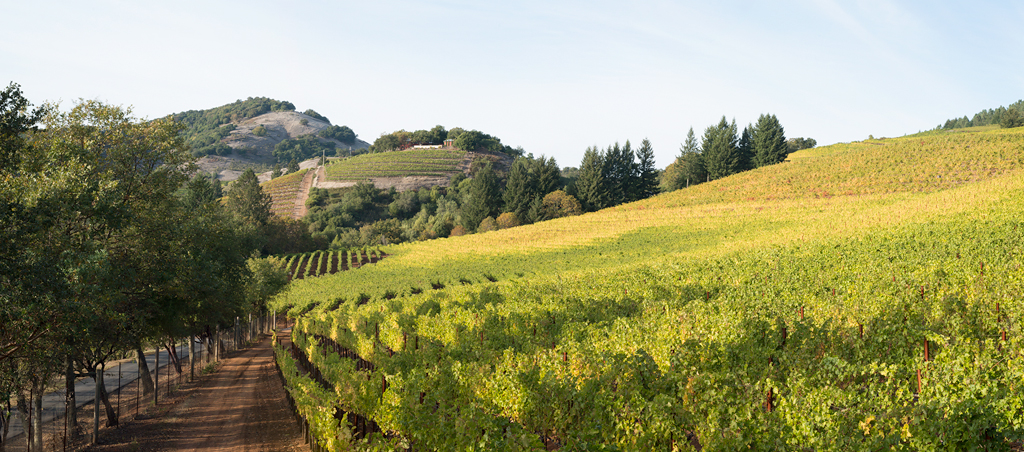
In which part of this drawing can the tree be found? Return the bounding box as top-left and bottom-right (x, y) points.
(181, 173), (222, 210)
(1001, 108), (1023, 128)
(786, 137), (817, 153)
(502, 157), (533, 220)
(602, 141), (636, 205)
(477, 216), (498, 232)
(319, 125), (356, 144)
(752, 114), (788, 167)
(460, 161), (501, 231)
(540, 190), (583, 220)
(575, 146), (607, 212)
(495, 212), (521, 229)
(288, 158), (300, 173)
(303, 109), (330, 124)
(227, 169), (273, 227)
(738, 124), (755, 171)
(701, 116), (740, 180)
(633, 138), (659, 200)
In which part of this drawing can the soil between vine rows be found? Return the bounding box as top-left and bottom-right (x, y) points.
(84, 335), (303, 452)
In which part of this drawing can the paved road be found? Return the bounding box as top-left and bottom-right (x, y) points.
(4, 340), (214, 441)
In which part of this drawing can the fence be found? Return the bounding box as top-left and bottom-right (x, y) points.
(1, 313), (279, 452)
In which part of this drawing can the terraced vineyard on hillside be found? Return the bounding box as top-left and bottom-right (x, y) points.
(324, 149), (466, 180)
(261, 168), (311, 217)
(273, 126), (1024, 451)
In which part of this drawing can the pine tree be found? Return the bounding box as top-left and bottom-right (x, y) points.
(634, 138), (658, 200)
(679, 127), (705, 188)
(287, 158), (299, 173)
(701, 117), (739, 180)
(602, 141), (636, 205)
(752, 114), (788, 167)
(460, 161), (501, 231)
(227, 168), (273, 226)
(738, 124), (755, 171)
(575, 146), (606, 212)
(533, 156), (561, 196)
(502, 157), (533, 220)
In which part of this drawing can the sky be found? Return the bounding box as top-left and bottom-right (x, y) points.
(3, 1), (1022, 168)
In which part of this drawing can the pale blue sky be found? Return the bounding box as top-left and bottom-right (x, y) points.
(3, 1), (1022, 167)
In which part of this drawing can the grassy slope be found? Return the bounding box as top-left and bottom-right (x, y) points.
(324, 149), (465, 181)
(276, 127), (1024, 311)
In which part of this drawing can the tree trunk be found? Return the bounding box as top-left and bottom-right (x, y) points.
(65, 357), (79, 439)
(134, 345), (154, 395)
(1, 397), (11, 450)
(164, 340), (181, 374)
(15, 392), (27, 451)
(31, 387), (41, 450)
(92, 367), (100, 444)
(95, 368), (118, 427)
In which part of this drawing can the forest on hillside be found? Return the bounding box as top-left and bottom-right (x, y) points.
(940, 99), (1024, 130)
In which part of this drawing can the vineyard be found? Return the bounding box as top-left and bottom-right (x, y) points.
(280, 248), (387, 282)
(262, 168), (312, 216)
(324, 149), (466, 181)
(273, 127), (1024, 450)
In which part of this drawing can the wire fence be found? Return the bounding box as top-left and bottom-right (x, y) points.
(1, 314), (279, 451)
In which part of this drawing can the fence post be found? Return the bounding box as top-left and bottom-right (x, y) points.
(190, 335), (195, 382)
(154, 346), (159, 405)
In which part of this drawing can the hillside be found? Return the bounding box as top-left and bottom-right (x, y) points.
(166, 98), (370, 181)
(261, 168), (312, 218)
(272, 126), (1024, 449)
(316, 148), (512, 191)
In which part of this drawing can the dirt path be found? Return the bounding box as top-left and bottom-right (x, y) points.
(87, 336), (303, 452)
(292, 168), (317, 220)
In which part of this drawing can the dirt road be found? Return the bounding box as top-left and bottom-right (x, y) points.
(88, 336), (303, 451)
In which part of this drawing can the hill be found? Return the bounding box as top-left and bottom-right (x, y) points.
(165, 97), (370, 181)
(272, 126), (1024, 449)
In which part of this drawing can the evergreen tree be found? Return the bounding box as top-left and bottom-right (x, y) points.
(575, 146), (607, 212)
(634, 138), (658, 200)
(533, 156), (561, 197)
(502, 155), (561, 223)
(182, 173), (221, 209)
(502, 157), (533, 221)
(752, 114), (788, 167)
(701, 117), (740, 180)
(525, 195), (545, 224)
(287, 158), (299, 173)
(227, 169), (273, 227)
(738, 124), (755, 171)
(460, 161), (501, 231)
(602, 141), (636, 205)
(679, 127), (706, 187)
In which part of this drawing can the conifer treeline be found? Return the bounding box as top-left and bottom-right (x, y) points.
(662, 113), (794, 191)
(573, 138), (659, 212)
(940, 100), (1024, 130)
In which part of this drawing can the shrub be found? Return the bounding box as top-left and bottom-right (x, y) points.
(495, 212), (521, 229)
(541, 190), (582, 219)
(253, 124), (267, 137)
(477, 216), (498, 232)
(449, 225), (467, 237)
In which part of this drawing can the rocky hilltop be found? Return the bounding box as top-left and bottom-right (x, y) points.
(196, 110), (369, 181)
